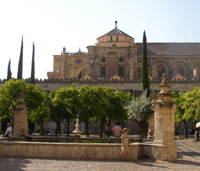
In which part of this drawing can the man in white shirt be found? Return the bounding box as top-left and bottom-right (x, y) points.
(3, 123), (12, 137)
(112, 123), (122, 137)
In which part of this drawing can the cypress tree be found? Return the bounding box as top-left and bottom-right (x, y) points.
(142, 31), (150, 97)
(17, 36), (23, 79)
(7, 59), (12, 80)
(29, 42), (36, 134)
(31, 42), (35, 85)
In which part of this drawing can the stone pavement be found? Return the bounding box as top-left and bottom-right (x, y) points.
(0, 139), (200, 171)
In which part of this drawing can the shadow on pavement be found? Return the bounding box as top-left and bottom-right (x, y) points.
(180, 151), (200, 157)
(174, 159), (200, 166)
(0, 157), (31, 171)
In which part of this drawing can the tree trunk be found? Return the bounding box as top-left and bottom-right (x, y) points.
(178, 125), (181, 137)
(99, 117), (105, 137)
(85, 119), (89, 137)
(58, 117), (61, 135)
(134, 119), (148, 137)
(107, 117), (111, 138)
(40, 119), (44, 136)
(1, 118), (10, 134)
(28, 119), (35, 135)
(55, 121), (59, 137)
(67, 120), (70, 137)
(184, 120), (188, 139)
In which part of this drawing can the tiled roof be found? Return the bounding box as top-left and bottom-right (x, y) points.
(98, 28), (133, 39)
(136, 43), (200, 56)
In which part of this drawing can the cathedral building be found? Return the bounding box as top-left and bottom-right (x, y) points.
(48, 21), (200, 82)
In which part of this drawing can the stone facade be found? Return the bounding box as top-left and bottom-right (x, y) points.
(48, 21), (200, 82)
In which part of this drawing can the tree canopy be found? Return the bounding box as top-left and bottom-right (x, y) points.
(172, 87), (200, 124)
(126, 90), (154, 136)
(0, 79), (49, 132)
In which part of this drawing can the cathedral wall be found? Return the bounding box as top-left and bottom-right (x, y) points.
(33, 81), (200, 92)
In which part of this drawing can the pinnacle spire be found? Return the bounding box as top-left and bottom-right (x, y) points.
(115, 21), (118, 28)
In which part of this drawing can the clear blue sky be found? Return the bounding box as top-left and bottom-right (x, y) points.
(0, 0), (200, 79)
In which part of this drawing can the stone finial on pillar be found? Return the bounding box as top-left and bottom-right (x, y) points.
(115, 21), (118, 28)
(151, 73), (177, 161)
(63, 47), (66, 53)
(13, 90), (29, 137)
(73, 118), (82, 143)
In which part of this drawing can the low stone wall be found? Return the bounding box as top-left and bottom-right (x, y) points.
(0, 141), (142, 160)
(142, 143), (177, 161)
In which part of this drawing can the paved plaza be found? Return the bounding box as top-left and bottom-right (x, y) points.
(0, 138), (200, 171)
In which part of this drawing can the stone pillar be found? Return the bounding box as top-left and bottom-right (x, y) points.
(13, 91), (28, 137)
(151, 73), (177, 161)
(129, 59), (134, 80)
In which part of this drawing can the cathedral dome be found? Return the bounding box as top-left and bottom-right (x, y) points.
(96, 21), (134, 47)
(99, 21), (133, 38)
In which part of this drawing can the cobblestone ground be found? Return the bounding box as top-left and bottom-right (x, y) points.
(0, 139), (200, 171)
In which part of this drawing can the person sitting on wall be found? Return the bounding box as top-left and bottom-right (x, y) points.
(3, 123), (12, 137)
(112, 122), (122, 137)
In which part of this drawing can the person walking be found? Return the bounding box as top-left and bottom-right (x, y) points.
(194, 129), (199, 143)
(121, 128), (130, 160)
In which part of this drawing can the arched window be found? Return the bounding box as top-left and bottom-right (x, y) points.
(158, 65), (165, 79)
(177, 65), (184, 76)
(78, 72), (82, 79)
(75, 59), (82, 64)
(101, 57), (106, 63)
(119, 67), (124, 77)
(101, 67), (106, 77)
(119, 57), (124, 63)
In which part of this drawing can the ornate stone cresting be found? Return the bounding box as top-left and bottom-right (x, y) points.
(13, 90), (28, 136)
(151, 73), (177, 161)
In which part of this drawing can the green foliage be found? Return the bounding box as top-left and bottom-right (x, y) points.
(142, 31), (150, 97)
(30, 42), (35, 85)
(7, 59), (12, 81)
(49, 90), (73, 135)
(0, 79), (49, 127)
(24, 84), (46, 111)
(127, 90), (153, 122)
(17, 36), (23, 79)
(24, 84), (50, 125)
(104, 90), (132, 122)
(78, 85), (101, 121)
(181, 87), (200, 122)
(53, 83), (79, 116)
(171, 91), (185, 125)
(172, 87), (200, 124)
(28, 94), (50, 125)
(0, 79), (26, 120)
(52, 84), (131, 137)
